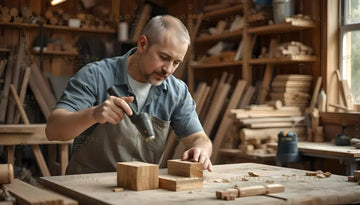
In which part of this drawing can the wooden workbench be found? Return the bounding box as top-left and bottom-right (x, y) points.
(39, 163), (360, 205)
(0, 124), (73, 176)
(268, 142), (360, 175)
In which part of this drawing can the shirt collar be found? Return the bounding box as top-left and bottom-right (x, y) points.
(114, 47), (168, 91)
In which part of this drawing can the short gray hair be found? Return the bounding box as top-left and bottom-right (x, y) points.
(141, 15), (190, 47)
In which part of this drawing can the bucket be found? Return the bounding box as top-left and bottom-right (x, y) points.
(272, 0), (295, 24)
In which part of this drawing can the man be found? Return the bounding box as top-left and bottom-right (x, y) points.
(46, 15), (212, 174)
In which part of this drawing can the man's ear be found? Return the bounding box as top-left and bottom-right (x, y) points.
(137, 35), (148, 53)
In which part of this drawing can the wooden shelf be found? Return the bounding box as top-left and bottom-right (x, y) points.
(0, 22), (38, 28)
(33, 50), (79, 56)
(0, 22), (116, 34)
(43, 24), (116, 34)
(248, 19), (316, 35)
(195, 29), (243, 43)
(203, 4), (243, 19)
(191, 61), (242, 69)
(0, 48), (10, 52)
(249, 55), (317, 64)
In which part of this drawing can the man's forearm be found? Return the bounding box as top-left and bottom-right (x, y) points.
(46, 108), (97, 141)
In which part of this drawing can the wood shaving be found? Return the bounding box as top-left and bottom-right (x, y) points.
(248, 171), (259, 177)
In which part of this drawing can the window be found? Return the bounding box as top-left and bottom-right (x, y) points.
(340, 0), (360, 104)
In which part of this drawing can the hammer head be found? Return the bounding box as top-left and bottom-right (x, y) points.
(129, 113), (155, 141)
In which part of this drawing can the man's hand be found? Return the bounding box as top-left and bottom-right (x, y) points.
(92, 96), (134, 124)
(182, 147), (213, 172)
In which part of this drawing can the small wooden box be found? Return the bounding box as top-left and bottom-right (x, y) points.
(167, 159), (203, 178)
(117, 161), (159, 191)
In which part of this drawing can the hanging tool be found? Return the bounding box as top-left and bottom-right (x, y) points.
(107, 86), (155, 141)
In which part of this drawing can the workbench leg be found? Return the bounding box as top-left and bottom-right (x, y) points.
(344, 160), (357, 176)
(6, 145), (15, 164)
(31, 145), (50, 177)
(48, 144), (57, 175)
(59, 144), (69, 175)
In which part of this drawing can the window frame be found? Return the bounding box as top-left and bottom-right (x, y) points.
(339, 0), (360, 105)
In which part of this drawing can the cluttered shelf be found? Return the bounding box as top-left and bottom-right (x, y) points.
(195, 29), (243, 43)
(0, 22), (116, 33)
(248, 19), (316, 35)
(248, 55), (318, 64)
(190, 61), (242, 69)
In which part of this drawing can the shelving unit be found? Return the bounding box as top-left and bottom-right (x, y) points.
(188, 1), (319, 93)
(33, 50), (79, 56)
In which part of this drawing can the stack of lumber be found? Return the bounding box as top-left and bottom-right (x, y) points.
(230, 102), (306, 155)
(270, 74), (313, 108)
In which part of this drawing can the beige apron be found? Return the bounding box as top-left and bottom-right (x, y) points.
(66, 115), (170, 174)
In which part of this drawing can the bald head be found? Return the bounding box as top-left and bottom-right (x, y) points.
(141, 15), (190, 48)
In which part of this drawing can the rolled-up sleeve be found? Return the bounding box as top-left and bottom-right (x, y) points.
(56, 65), (98, 112)
(170, 85), (203, 138)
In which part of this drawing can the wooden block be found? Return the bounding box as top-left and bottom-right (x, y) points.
(159, 175), (203, 191)
(238, 185), (266, 197)
(167, 159), (203, 178)
(354, 170), (360, 182)
(117, 161), (159, 191)
(0, 164), (13, 184)
(265, 184), (285, 193)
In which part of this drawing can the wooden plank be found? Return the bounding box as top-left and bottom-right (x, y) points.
(0, 60), (7, 77)
(240, 127), (306, 141)
(202, 83), (231, 135)
(199, 77), (219, 123)
(196, 86), (210, 114)
(6, 37), (25, 124)
(274, 74), (313, 81)
(212, 80), (247, 163)
(336, 70), (354, 110)
(59, 144), (68, 176)
(248, 19), (316, 34)
(4, 179), (64, 205)
(31, 145), (51, 177)
(271, 81), (311, 88)
(240, 116), (304, 124)
(9, 84), (29, 124)
(259, 39), (277, 103)
(309, 76), (323, 110)
(6, 145), (15, 164)
(167, 159), (203, 178)
(0, 49), (15, 123)
(159, 175), (203, 191)
(13, 66), (31, 123)
(246, 122), (296, 128)
(238, 86), (255, 108)
(29, 63), (56, 119)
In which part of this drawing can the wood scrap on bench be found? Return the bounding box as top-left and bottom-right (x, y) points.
(216, 184), (285, 200)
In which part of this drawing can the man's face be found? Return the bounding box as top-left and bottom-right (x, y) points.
(139, 32), (188, 85)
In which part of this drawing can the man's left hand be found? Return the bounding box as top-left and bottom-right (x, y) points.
(182, 147), (212, 172)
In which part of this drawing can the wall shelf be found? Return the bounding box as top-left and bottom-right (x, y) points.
(0, 22), (116, 34)
(249, 55), (318, 64)
(191, 61), (242, 69)
(33, 50), (79, 56)
(195, 29), (243, 43)
(248, 19), (316, 35)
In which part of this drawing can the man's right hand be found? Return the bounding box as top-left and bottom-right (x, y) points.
(92, 96), (134, 124)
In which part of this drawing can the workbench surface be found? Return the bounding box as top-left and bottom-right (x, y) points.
(40, 163), (360, 205)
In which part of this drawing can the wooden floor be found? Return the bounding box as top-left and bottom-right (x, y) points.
(39, 163), (360, 205)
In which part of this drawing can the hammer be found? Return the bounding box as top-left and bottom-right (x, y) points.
(107, 86), (155, 141)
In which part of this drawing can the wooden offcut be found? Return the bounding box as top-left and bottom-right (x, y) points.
(216, 184), (285, 200)
(159, 175), (203, 191)
(167, 159), (203, 178)
(0, 164), (13, 184)
(117, 161), (159, 191)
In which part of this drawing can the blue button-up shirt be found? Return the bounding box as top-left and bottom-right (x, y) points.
(56, 48), (203, 142)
